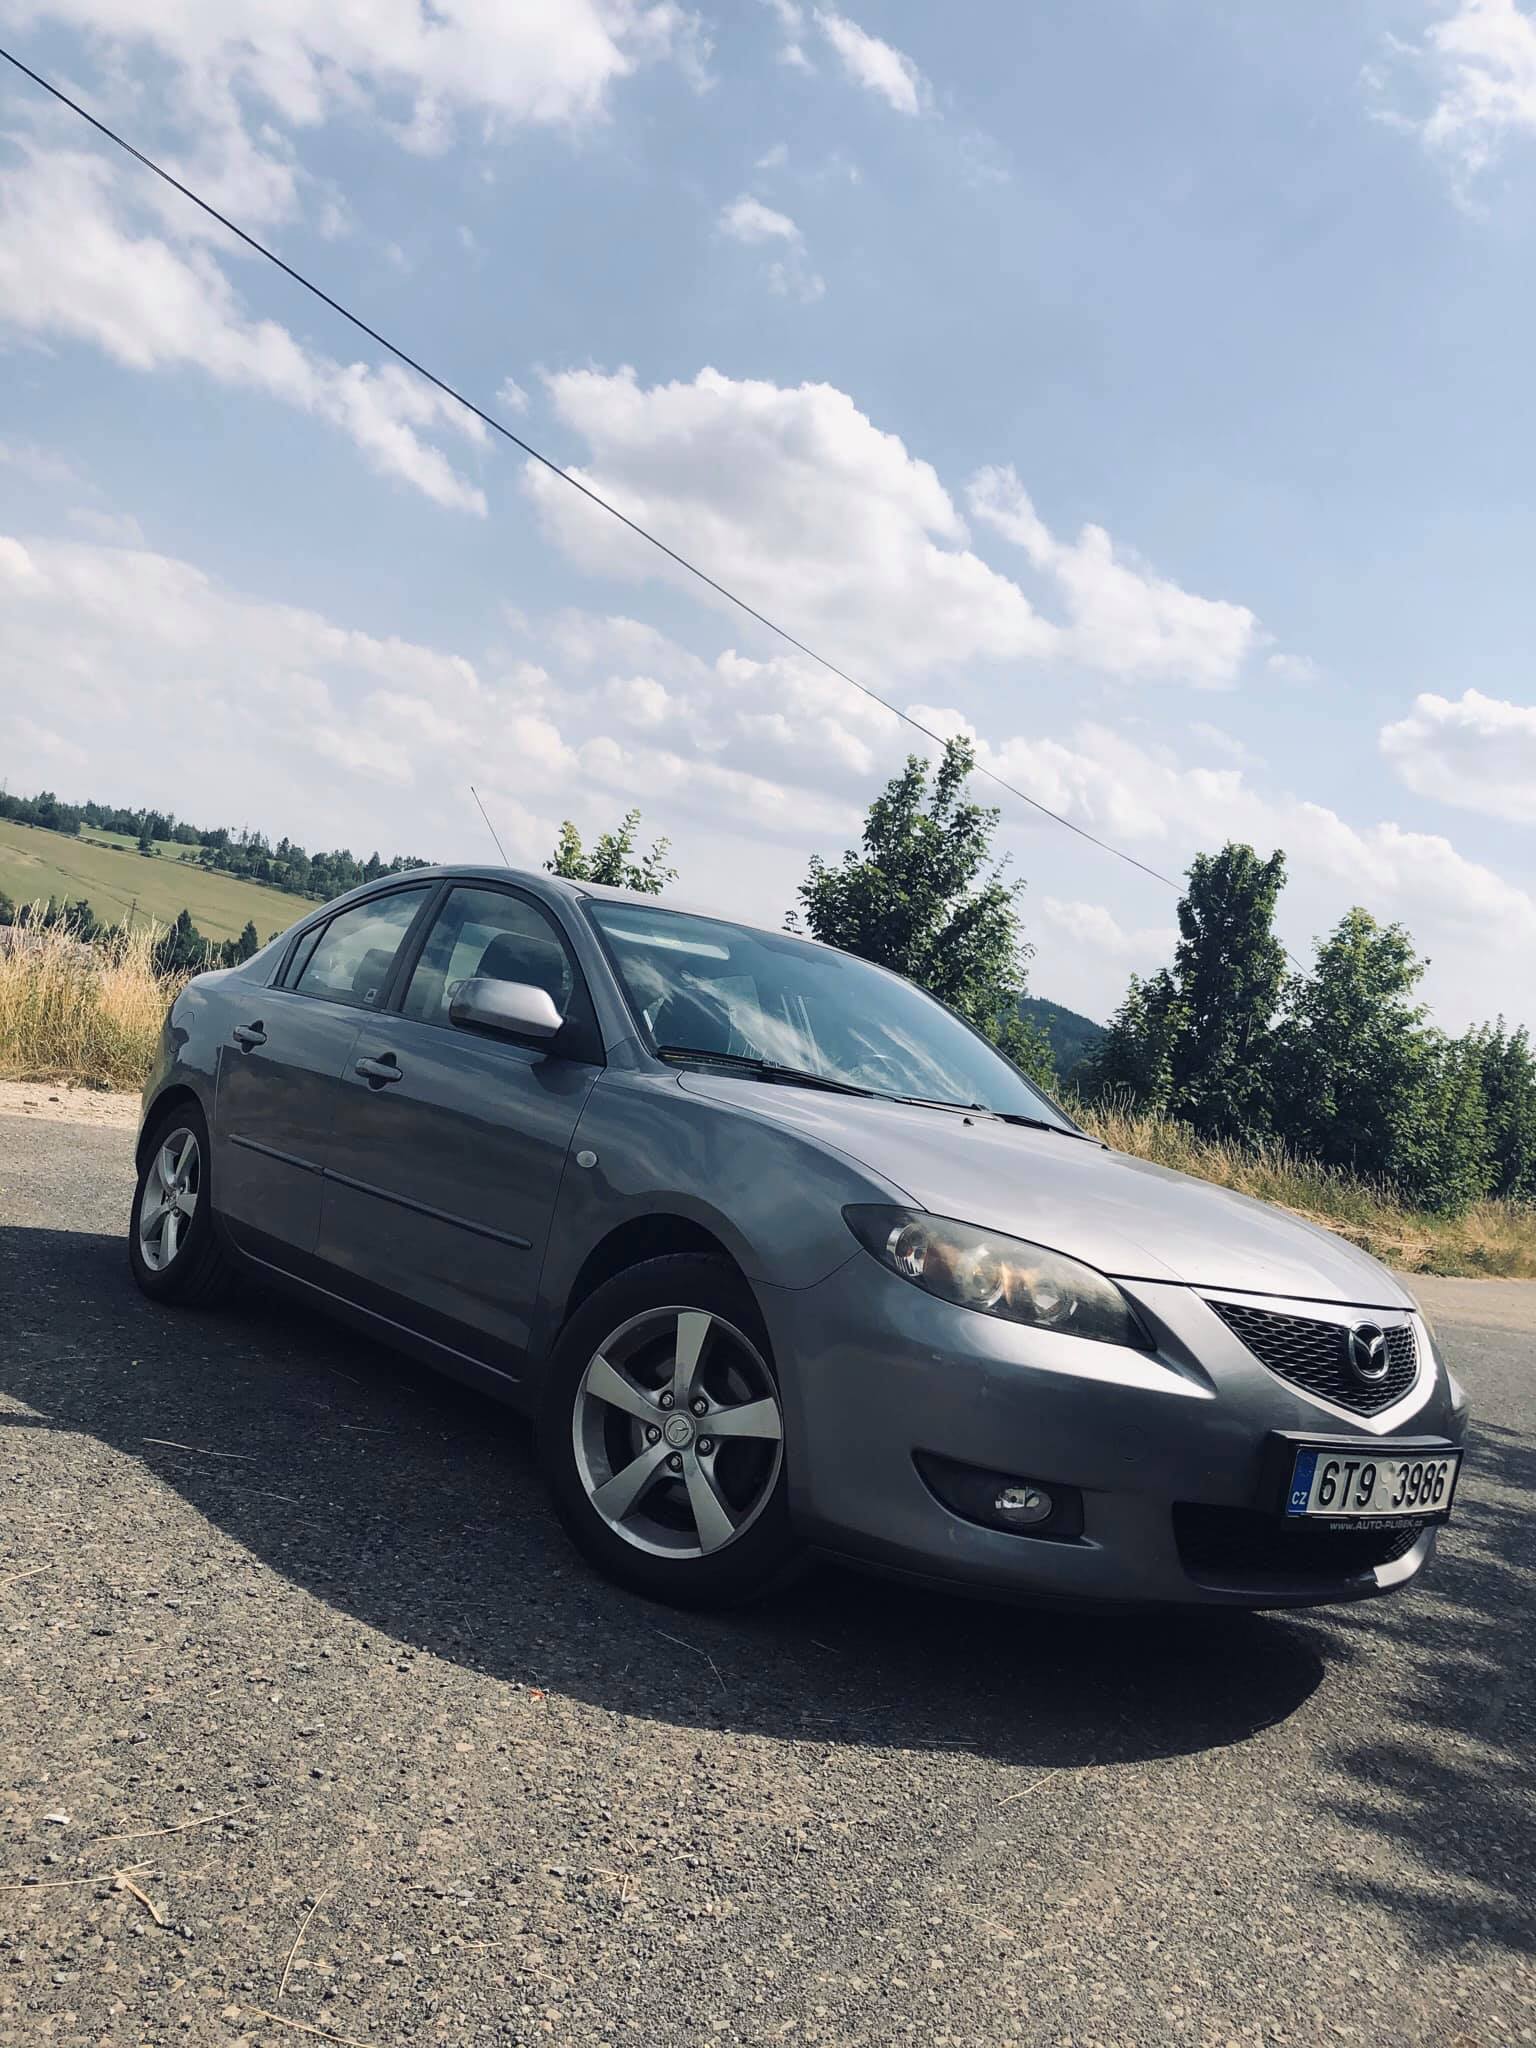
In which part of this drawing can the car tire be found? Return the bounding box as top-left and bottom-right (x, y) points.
(537, 1254), (805, 1609)
(127, 1100), (234, 1307)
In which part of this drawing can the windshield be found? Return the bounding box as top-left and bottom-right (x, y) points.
(586, 900), (1075, 1128)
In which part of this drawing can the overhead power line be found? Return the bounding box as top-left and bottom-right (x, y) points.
(2, 44), (1182, 893)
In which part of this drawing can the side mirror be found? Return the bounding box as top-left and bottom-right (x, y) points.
(449, 975), (563, 1043)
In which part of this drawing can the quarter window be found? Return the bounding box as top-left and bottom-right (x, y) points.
(286, 889), (430, 1010)
(402, 886), (576, 1027)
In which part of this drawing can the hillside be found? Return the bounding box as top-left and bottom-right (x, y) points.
(1020, 994), (1105, 1079)
(0, 818), (306, 945)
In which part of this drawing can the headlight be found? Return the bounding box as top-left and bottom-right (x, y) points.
(844, 1206), (1151, 1350)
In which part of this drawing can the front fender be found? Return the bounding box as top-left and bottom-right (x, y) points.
(532, 1069), (902, 1355)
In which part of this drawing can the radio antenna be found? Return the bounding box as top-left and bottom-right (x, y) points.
(469, 785), (509, 865)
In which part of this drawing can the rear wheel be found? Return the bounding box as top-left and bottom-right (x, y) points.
(128, 1102), (233, 1306)
(538, 1255), (803, 1608)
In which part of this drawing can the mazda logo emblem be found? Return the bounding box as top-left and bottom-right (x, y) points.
(1346, 1321), (1390, 1383)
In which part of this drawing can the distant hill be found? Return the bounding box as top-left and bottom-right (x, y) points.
(0, 817), (302, 945)
(1020, 995), (1104, 1080)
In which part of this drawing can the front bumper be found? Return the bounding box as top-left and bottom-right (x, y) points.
(757, 1254), (1466, 1609)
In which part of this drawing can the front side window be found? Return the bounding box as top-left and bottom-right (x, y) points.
(402, 886), (576, 1027)
(586, 901), (1073, 1126)
(286, 888), (430, 1010)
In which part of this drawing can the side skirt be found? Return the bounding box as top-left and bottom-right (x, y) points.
(224, 1229), (533, 1414)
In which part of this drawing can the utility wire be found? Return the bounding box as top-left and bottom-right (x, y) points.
(1, 43), (1184, 896)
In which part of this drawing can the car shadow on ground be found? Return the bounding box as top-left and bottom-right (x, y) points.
(2, 1223), (1332, 1779)
(1310, 1411), (1536, 1958)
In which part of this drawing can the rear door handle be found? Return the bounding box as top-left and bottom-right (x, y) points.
(232, 1022), (266, 1049)
(355, 1055), (403, 1085)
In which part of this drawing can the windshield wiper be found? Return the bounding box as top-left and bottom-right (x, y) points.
(986, 1110), (1099, 1142)
(656, 1045), (876, 1096)
(890, 1095), (1097, 1141)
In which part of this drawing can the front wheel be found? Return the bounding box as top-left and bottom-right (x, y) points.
(537, 1255), (803, 1608)
(128, 1102), (233, 1306)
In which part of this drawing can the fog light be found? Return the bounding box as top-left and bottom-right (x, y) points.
(913, 1451), (1084, 1540)
(993, 1483), (1053, 1525)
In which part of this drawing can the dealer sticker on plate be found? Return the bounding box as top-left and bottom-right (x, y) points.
(1286, 1445), (1462, 1522)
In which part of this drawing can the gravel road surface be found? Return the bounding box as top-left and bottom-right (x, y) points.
(1, 1113), (1531, 2048)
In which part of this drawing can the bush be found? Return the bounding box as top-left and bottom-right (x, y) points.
(0, 917), (186, 1091)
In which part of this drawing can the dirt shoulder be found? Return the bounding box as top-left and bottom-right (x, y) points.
(0, 1078), (140, 1130)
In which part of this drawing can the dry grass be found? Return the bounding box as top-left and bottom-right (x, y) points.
(0, 918), (188, 1094)
(1, 923), (1531, 1278)
(1073, 1098), (1536, 1279)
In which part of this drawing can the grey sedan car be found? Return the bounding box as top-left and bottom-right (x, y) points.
(130, 864), (1468, 1611)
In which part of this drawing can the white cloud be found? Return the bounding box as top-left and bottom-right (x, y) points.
(766, 254), (826, 302)
(1380, 687), (1536, 823)
(496, 376), (531, 414)
(0, 439), (84, 487)
(717, 194), (825, 300)
(975, 719), (1536, 972)
(523, 369), (1266, 689)
(1039, 897), (1176, 969)
(762, 0), (813, 70)
(1384, 0), (1536, 184)
(969, 464), (1258, 687)
(0, 527), (869, 890)
(755, 141), (789, 169)
(3, 520), (1532, 1028)
(547, 609), (709, 681)
(814, 9), (926, 115)
(525, 365), (1058, 677)
(718, 193), (801, 243)
(1266, 651), (1319, 684)
(606, 673), (674, 726)
(11, 0), (708, 148)
(68, 505), (145, 544)
(0, 144), (487, 513)
(1188, 720), (1249, 762)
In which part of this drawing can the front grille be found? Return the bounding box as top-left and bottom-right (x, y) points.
(1208, 1298), (1418, 1417)
(1174, 1503), (1426, 1586)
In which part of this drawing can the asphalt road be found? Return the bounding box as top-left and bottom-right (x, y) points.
(1, 1114), (1532, 2048)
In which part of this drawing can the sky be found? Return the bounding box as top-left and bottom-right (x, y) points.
(1, 0), (1534, 1032)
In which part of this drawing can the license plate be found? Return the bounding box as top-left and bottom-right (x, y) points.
(1285, 1444), (1462, 1522)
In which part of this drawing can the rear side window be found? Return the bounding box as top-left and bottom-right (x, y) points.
(402, 886), (575, 1027)
(285, 889), (430, 1010)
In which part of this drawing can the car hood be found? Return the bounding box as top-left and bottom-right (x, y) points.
(676, 1075), (1413, 1309)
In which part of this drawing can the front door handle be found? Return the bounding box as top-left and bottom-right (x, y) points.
(355, 1055), (403, 1086)
(232, 1022), (266, 1049)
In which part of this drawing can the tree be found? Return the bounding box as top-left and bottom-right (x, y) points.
(153, 907), (212, 976)
(1415, 1032), (1494, 1214)
(1079, 842), (1285, 1140)
(791, 737), (1053, 1086)
(1164, 844), (1286, 1139)
(1272, 908), (1492, 1211)
(1079, 969), (1183, 1113)
(1464, 1019), (1536, 1202)
(136, 819), (155, 855)
(545, 810), (676, 895)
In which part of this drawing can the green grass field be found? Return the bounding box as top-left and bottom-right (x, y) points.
(0, 818), (308, 944)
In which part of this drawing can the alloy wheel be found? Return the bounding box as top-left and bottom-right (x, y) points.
(572, 1306), (784, 1559)
(138, 1127), (201, 1273)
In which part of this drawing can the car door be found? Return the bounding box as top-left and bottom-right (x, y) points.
(315, 882), (604, 1366)
(214, 884), (435, 1270)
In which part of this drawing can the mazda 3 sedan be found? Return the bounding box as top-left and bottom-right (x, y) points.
(130, 865), (1469, 1611)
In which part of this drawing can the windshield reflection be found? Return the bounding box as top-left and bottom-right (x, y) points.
(586, 901), (1072, 1128)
